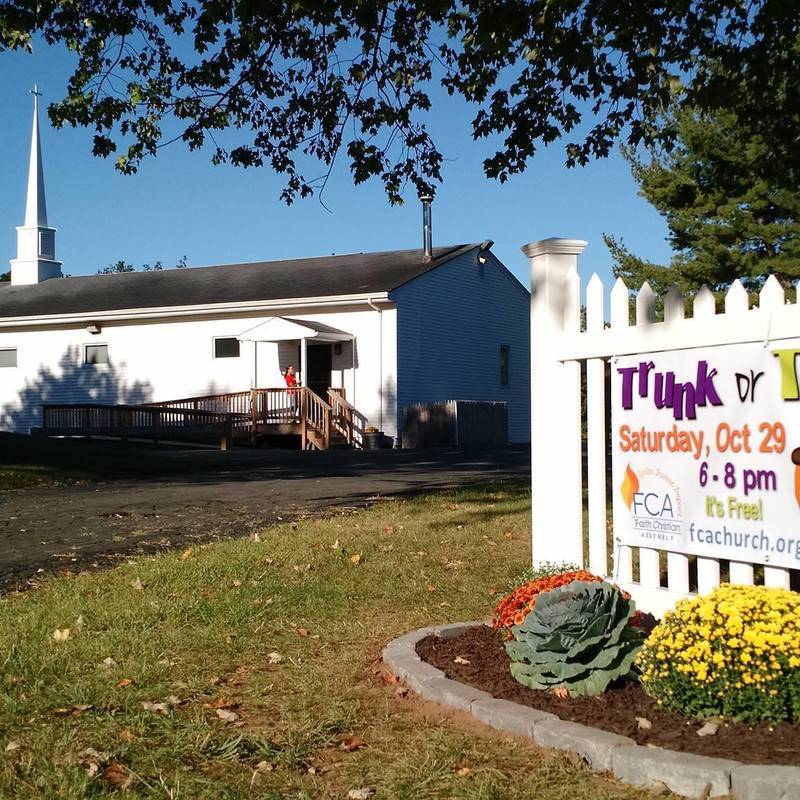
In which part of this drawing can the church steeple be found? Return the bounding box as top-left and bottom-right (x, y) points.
(10, 86), (63, 286)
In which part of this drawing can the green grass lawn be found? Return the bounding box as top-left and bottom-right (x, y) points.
(0, 482), (659, 799)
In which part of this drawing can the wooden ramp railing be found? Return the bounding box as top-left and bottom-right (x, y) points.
(42, 387), (367, 451)
(41, 404), (242, 450)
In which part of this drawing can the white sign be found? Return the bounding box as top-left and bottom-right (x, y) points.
(612, 340), (800, 570)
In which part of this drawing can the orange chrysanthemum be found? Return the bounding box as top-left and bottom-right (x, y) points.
(492, 570), (604, 634)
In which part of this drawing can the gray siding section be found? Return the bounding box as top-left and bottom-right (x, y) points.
(392, 250), (530, 443)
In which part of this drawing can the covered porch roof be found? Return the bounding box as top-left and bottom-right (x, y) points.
(237, 316), (353, 343)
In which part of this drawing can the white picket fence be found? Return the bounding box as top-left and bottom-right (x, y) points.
(525, 238), (799, 616)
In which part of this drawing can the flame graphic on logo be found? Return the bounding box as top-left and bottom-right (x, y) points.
(621, 464), (640, 510)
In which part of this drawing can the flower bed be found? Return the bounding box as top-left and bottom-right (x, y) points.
(416, 624), (800, 765)
(414, 570), (800, 767)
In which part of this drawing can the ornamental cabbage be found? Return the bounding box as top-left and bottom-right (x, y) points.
(505, 580), (644, 696)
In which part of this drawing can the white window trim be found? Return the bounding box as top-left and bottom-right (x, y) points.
(0, 346), (18, 368)
(84, 342), (110, 367)
(213, 336), (241, 359)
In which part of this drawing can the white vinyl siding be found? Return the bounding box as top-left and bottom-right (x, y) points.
(0, 306), (398, 437)
(392, 250), (530, 443)
(0, 348), (17, 368)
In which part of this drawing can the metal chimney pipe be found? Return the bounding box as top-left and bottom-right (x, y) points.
(421, 195), (433, 261)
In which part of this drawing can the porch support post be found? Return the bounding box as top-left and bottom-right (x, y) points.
(300, 337), (308, 388)
(350, 336), (356, 405)
(523, 237), (587, 568)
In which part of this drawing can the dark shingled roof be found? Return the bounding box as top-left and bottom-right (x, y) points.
(0, 244), (477, 319)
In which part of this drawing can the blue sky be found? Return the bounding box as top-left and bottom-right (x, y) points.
(0, 41), (673, 293)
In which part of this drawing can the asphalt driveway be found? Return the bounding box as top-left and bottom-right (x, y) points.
(0, 443), (529, 592)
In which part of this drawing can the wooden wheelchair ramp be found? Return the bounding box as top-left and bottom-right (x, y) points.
(41, 388), (368, 451)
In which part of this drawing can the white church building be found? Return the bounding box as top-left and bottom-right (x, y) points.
(0, 93), (530, 447)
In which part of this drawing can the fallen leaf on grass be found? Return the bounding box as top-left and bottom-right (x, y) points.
(52, 704), (92, 716)
(295, 627), (310, 637)
(250, 760), (274, 787)
(203, 697), (240, 710)
(180, 548), (193, 561)
(141, 701), (169, 715)
(426, 585), (437, 593)
(454, 766), (471, 777)
(229, 579), (242, 588)
(381, 672), (398, 686)
(225, 633), (237, 644)
(215, 708), (239, 723)
(130, 577), (144, 592)
(4, 741), (20, 754)
(347, 789), (376, 800)
(331, 539), (341, 549)
(338, 734), (364, 752)
(552, 687), (569, 700)
(201, 590), (218, 600)
(453, 656), (470, 665)
(53, 628), (71, 642)
(267, 652), (283, 664)
(104, 760), (134, 790)
(350, 554), (362, 565)
(115, 678), (134, 688)
(383, 525), (394, 534)
(118, 730), (137, 742)
(100, 657), (118, 669)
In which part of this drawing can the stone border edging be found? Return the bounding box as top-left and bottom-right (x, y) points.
(382, 621), (800, 800)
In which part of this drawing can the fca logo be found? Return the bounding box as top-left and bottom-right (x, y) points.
(632, 492), (675, 518)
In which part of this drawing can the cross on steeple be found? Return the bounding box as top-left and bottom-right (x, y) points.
(30, 84), (43, 98)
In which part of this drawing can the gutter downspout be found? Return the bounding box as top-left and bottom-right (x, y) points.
(367, 297), (383, 431)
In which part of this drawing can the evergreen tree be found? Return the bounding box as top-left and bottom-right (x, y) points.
(606, 106), (800, 298)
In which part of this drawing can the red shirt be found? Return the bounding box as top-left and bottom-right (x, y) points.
(284, 371), (298, 388)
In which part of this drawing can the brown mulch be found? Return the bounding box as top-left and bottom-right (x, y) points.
(416, 625), (800, 766)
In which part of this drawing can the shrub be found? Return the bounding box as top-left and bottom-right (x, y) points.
(638, 584), (800, 723)
(506, 580), (644, 696)
(493, 568), (603, 632)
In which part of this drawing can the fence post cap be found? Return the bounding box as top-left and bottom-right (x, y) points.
(521, 238), (588, 258)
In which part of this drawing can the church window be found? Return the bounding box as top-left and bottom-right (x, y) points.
(85, 344), (109, 365)
(214, 337), (241, 359)
(500, 344), (510, 386)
